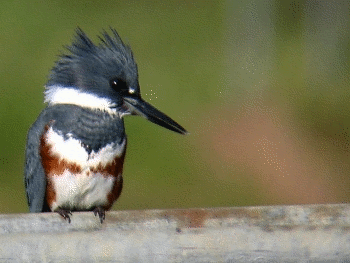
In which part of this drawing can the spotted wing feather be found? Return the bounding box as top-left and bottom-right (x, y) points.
(25, 113), (49, 212)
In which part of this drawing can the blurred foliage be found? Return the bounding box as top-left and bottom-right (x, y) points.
(0, 1), (350, 214)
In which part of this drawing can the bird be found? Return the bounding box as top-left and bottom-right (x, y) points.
(24, 28), (187, 223)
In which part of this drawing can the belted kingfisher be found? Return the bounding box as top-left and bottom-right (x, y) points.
(24, 28), (187, 223)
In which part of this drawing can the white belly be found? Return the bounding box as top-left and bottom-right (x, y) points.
(50, 169), (116, 211)
(43, 126), (126, 211)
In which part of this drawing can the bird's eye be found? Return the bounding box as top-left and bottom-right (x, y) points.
(110, 78), (137, 96)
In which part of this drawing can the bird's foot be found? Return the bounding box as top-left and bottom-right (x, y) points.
(93, 207), (106, 223)
(57, 209), (72, 223)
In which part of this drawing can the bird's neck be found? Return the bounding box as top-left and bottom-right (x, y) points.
(44, 85), (118, 115)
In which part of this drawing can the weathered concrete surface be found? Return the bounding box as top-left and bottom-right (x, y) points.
(0, 204), (350, 262)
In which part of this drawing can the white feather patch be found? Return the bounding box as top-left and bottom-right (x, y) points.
(45, 127), (126, 169)
(44, 85), (117, 115)
(50, 170), (117, 211)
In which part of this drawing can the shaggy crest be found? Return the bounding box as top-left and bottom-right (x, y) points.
(46, 28), (138, 92)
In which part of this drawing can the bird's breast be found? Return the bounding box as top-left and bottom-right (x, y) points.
(40, 124), (126, 211)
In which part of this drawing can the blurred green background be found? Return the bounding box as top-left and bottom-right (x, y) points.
(1, 1), (350, 214)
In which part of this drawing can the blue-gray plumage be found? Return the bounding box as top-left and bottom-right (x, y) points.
(25, 104), (125, 212)
(24, 28), (187, 223)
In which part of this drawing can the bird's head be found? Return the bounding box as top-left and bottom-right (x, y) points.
(45, 28), (187, 134)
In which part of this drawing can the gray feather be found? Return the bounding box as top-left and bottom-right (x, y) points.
(24, 104), (126, 212)
(25, 110), (48, 212)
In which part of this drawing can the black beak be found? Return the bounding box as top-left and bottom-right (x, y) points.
(124, 96), (187, 135)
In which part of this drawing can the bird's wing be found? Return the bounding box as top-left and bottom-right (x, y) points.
(24, 113), (49, 212)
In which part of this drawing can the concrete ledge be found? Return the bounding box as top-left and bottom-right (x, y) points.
(1, 204), (350, 262)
